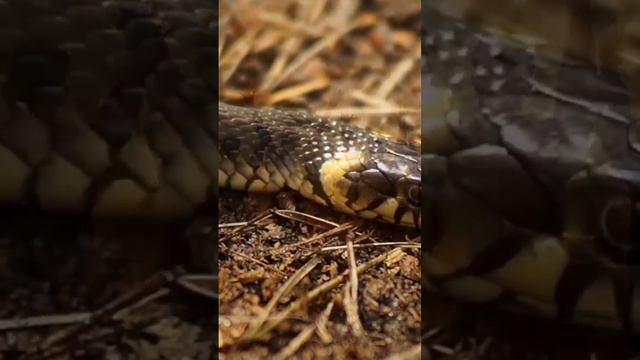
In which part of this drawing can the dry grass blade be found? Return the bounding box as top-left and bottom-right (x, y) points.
(383, 344), (421, 360)
(272, 322), (317, 360)
(227, 249), (287, 277)
(242, 255), (323, 340)
(274, 209), (340, 229)
(218, 209), (272, 244)
(320, 241), (420, 252)
(219, 27), (260, 85)
(344, 238), (365, 337)
(264, 21), (359, 91)
(314, 106), (420, 118)
(315, 300), (335, 343)
(0, 313), (92, 332)
(113, 288), (171, 320)
(219, 221), (249, 228)
(247, 248), (401, 340)
(286, 219), (362, 248)
(37, 267), (185, 356)
(375, 45), (422, 98)
(175, 274), (217, 300)
(266, 76), (332, 104)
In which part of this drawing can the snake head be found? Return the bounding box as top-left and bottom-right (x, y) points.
(317, 138), (421, 228)
(364, 147), (421, 228)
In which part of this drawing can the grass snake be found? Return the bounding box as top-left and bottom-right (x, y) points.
(219, 102), (421, 228)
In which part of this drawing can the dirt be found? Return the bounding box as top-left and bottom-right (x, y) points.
(219, 0), (421, 358)
(218, 191), (421, 359)
(0, 209), (216, 359)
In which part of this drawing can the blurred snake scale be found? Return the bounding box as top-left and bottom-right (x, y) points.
(0, 0), (216, 219)
(424, 7), (640, 332)
(0, 0), (421, 227)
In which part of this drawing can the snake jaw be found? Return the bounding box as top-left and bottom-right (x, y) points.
(316, 148), (421, 227)
(356, 151), (421, 227)
(318, 152), (363, 216)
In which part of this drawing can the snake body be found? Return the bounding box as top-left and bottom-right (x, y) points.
(218, 102), (421, 228)
(424, 8), (640, 331)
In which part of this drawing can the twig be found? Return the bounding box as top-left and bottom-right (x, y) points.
(344, 237), (364, 337)
(218, 209), (273, 244)
(176, 274), (218, 300)
(383, 344), (421, 360)
(243, 256), (323, 340)
(273, 322), (317, 360)
(314, 300), (335, 344)
(274, 209), (340, 229)
(285, 219), (361, 248)
(37, 267), (185, 355)
(246, 248), (399, 340)
(0, 313), (91, 332)
(320, 241), (420, 252)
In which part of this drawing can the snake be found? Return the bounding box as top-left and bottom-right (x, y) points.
(424, 6), (640, 332)
(2, 0), (639, 334)
(218, 102), (421, 228)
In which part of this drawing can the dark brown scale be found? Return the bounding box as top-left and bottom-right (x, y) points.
(361, 169), (395, 197)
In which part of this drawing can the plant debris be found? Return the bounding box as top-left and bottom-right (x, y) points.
(219, 1), (421, 357)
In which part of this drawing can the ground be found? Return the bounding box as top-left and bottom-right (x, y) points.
(0, 209), (216, 358)
(219, 0), (421, 358)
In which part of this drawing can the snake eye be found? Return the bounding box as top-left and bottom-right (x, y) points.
(408, 185), (421, 207)
(599, 197), (640, 263)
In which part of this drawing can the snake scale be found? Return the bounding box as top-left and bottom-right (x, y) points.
(1, 0), (639, 334)
(0, 0), (216, 219)
(218, 102), (421, 228)
(424, 6), (640, 332)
